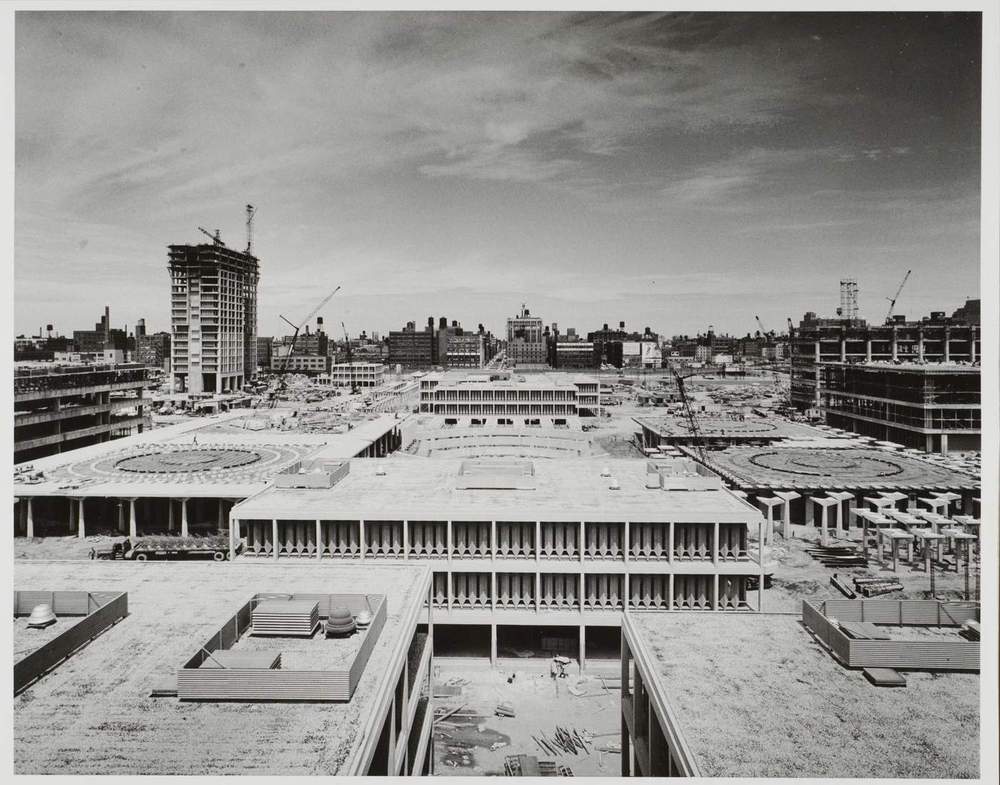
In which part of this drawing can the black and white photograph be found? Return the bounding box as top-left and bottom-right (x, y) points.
(4, 1), (998, 781)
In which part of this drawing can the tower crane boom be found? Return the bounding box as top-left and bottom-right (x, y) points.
(885, 269), (912, 324)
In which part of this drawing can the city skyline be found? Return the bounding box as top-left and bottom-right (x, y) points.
(15, 11), (982, 337)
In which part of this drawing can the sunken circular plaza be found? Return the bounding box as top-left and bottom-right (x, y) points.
(698, 446), (979, 490)
(746, 450), (905, 479)
(46, 442), (318, 486)
(115, 448), (262, 474)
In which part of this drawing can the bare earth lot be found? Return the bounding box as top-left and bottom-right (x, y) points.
(432, 659), (621, 777)
(762, 525), (979, 613)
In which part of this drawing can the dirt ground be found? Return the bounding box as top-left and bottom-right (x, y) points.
(762, 524), (979, 613)
(431, 659), (622, 777)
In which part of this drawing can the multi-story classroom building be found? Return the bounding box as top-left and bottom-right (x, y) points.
(14, 362), (149, 464)
(229, 457), (766, 667)
(418, 370), (600, 418)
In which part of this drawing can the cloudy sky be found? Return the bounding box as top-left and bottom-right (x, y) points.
(15, 11), (981, 340)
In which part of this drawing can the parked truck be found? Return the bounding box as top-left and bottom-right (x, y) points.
(90, 535), (237, 562)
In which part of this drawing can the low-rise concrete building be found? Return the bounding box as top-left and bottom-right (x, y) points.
(229, 457), (766, 666)
(321, 362), (386, 388)
(619, 609), (979, 777)
(418, 370), (600, 417)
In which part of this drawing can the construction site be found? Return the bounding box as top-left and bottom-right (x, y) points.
(12, 360), (982, 778)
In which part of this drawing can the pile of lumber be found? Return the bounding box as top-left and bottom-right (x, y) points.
(251, 600), (319, 636)
(852, 576), (902, 597)
(504, 755), (573, 777)
(806, 544), (867, 568)
(532, 726), (590, 756)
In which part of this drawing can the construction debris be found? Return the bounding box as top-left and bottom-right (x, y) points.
(495, 702), (516, 718)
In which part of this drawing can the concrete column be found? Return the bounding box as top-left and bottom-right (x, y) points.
(359, 519), (366, 561)
(78, 498), (86, 538)
(181, 499), (189, 538)
(229, 517), (239, 560)
(758, 519), (765, 612)
(940, 434), (949, 454)
(891, 332), (899, 361)
(272, 519), (279, 560)
(490, 624), (497, 665)
(217, 499), (225, 533)
(168, 500), (175, 531)
(315, 519), (322, 559)
(579, 521), (585, 564)
(865, 338), (872, 362)
(943, 329), (951, 362)
(713, 573), (720, 610)
(712, 521), (719, 565)
(814, 341), (820, 362)
(403, 519), (409, 561)
(926, 434), (935, 453)
(26, 498), (34, 539)
(579, 626), (586, 673)
(839, 338), (846, 363)
(970, 327), (977, 362)
(129, 498), (137, 539)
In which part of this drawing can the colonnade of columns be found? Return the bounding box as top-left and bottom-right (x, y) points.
(13, 496), (236, 539)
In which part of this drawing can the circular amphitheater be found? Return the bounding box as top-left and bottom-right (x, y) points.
(48, 443), (317, 485)
(412, 429), (595, 459)
(702, 446), (979, 489)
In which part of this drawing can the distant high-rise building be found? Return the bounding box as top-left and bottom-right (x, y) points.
(506, 305), (546, 366)
(168, 240), (259, 393)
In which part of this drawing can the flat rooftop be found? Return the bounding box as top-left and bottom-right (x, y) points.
(692, 445), (979, 491)
(13, 559), (430, 775)
(823, 360), (981, 374)
(423, 370), (596, 389)
(627, 612), (979, 778)
(634, 415), (838, 441)
(232, 458), (762, 522)
(13, 410), (403, 498)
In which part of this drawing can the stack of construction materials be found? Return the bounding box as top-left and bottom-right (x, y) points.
(251, 599), (319, 636)
(852, 576), (903, 597)
(807, 543), (867, 568)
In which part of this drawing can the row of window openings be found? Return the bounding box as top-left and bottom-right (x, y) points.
(428, 573), (748, 611)
(239, 521), (748, 560)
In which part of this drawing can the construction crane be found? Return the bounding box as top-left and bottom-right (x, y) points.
(244, 286), (341, 420)
(341, 322), (359, 396)
(670, 367), (706, 462)
(197, 226), (224, 246)
(884, 269), (912, 324)
(755, 315), (768, 338)
(245, 204), (256, 255)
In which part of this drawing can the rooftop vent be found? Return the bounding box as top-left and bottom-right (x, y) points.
(375, 464), (386, 476)
(275, 460), (350, 489)
(608, 477), (621, 490)
(600, 466), (611, 477)
(457, 459), (536, 490)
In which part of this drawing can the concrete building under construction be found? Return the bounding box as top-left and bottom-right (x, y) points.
(790, 300), (980, 411)
(14, 362), (149, 464)
(169, 241), (259, 394)
(821, 361), (981, 453)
